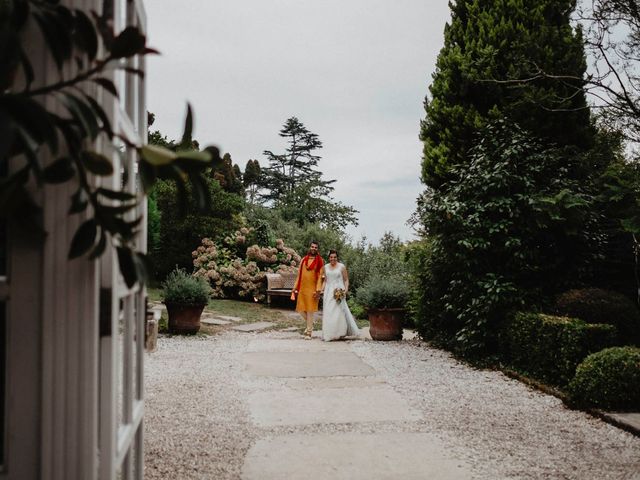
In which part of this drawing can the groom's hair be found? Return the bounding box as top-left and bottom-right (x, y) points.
(310, 240), (319, 247)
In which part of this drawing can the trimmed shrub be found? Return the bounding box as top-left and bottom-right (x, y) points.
(500, 312), (618, 385)
(553, 288), (640, 345)
(569, 347), (640, 411)
(356, 276), (409, 311)
(162, 268), (211, 306)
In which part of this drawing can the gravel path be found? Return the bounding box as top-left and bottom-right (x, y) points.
(144, 331), (640, 479)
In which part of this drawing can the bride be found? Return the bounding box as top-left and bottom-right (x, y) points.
(317, 250), (360, 341)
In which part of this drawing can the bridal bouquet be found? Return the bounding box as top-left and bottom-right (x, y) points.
(333, 288), (346, 304)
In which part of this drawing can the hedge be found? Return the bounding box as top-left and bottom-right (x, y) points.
(569, 347), (640, 411)
(553, 288), (640, 345)
(500, 312), (618, 385)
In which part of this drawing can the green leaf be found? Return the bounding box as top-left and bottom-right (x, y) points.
(175, 149), (211, 163)
(178, 103), (193, 150)
(2, 95), (59, 154)
(43, 156), (75, 183)
(138, 160), (157, 193)
(82, 93), (113, 139)
(139, 144), (177, 166)
(82, 151), (113, 176)
(18, 45), (35, 90)
(97, 203), (137, 215)
(117, 246), (138, 288)
(189, 172), (210, 211)
(89, 230), (107, 260)
(33, 10), (71, 70)
(121, 66), (145, 78)
(93, 77), (119, 98)
(68, 219), (98, 259)
(54, 117), (82, 155)
(96, 188), (136, 201)
(133, 251), (151, 285)
(73, 9), (98, 60)
(110, 26), (146, 58)
(59, 92), (99, 140)
(69, 188), (88, 214)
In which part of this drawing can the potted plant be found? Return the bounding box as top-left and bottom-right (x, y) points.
(356, 276), (409, 340)
(162, 268), (211, 334)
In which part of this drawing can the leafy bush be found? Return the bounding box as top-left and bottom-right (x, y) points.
(147, 191), (161, 259)
(347, 297), (367, 320)
(245, 205), (351, 257)
(553, 288), (640, 344)
(151, 178), (244, 281)
(500, 312), (618, 385)
(162, 268), (211, 305)
(569, 347), (640, 411)
(414, 121), (600, 355)
(356, 276), (409, 311)
(591, 159), (640, 300)
(345, 232), (408, 294)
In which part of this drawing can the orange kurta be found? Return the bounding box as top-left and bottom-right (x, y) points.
(295, 263), (320, 312)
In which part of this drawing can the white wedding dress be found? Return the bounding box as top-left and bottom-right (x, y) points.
(322, 263), (360, 341)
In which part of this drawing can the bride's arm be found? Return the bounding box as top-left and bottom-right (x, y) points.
(341, 265), (349, 294)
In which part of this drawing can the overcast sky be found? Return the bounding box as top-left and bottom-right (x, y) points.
(145, 0), (452, 244)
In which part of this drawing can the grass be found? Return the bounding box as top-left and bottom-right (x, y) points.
(148, 287), (369, 335)
(147, 287), (162, 303)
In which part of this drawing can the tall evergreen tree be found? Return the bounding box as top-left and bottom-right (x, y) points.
(243, 159), (261, 204)
(420, 0), (594, 188)
(211, 152), (244, 194)
(261, 117), (331, 201)
(260, 117), (358, 229)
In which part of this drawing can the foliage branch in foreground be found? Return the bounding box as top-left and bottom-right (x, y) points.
(0, 1), (222, 287)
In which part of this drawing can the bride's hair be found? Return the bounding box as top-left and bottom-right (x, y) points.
(328, 249), (338, 257)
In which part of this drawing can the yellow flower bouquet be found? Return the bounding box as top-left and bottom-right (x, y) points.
(333, 288), (346, 304)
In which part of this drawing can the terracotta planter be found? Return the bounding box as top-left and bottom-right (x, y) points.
(165, 303), (206, 334)
(368, 308), (404, 341)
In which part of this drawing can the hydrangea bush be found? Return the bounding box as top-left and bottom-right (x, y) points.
(193, 228), (301, 301)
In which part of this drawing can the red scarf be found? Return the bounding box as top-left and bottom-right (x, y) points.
(294, 254), (324, 292)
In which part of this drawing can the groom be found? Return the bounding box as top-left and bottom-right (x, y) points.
(292, 240), (324, 338)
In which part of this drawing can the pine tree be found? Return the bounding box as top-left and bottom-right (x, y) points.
(261, 117), (329, 201)
(259, 117), (358, 229)
(420, 0), (594, 188)
(212, 153), (243, 194)
(243, 159), (261, 204)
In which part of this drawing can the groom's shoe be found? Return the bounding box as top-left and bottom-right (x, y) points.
(304, 329), (312, 339)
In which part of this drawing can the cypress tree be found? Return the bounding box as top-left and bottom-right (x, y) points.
(420, 0), (594, 188)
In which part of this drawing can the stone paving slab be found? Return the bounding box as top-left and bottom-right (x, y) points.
(247, 385), (420, 426)
(284, 376), (386, 390)
(244, 351), (375, 377)
(247, 338), (352, 353)
(201, 318), (232, 326)
(232, 322), (275, 332)
(600, 412), (640, 435)
(217, 315), (244, 323)
(241, 432), (472, 480)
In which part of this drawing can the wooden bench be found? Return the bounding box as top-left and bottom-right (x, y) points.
(265, 272), (297, 306)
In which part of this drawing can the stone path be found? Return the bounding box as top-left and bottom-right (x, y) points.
(144, 329), (640, 480)
(241, 337), (472, 479)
